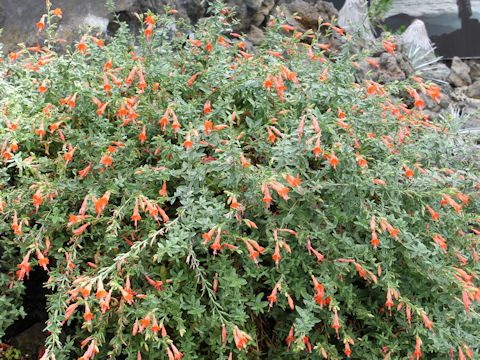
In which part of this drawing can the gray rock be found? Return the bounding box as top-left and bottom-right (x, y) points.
(359, 53), (406, 83)
(395, 52), (415, 78)
(0, 0), (137, 54)
(466, 59), (480, 80)
(338, 0), (374, 42)
(466, 80), (480, 99)
(424, 62), (451, 82)
(9, 322), (47, 359)
(402, 19), (433, 54)
(250, 0), (274, 26)
(378, 52), (406, 81)
(278, 0), (338, 32)
(448, 56), (472, 87)
(451, 87), (480, 129)
(421, 90), (450, 113)
(247, 25), (266, 46)
(245, 0), (263, 11)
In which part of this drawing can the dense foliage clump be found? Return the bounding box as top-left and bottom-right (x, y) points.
(1, 2), (479, 359)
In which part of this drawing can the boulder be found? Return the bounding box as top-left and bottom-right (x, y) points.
(402, 19), (433, 55)
(338, 0), (374, 42)
(359, 53), (406, 83)
(466, 80), (480, 99)
(0, 0), (136, 54)
(246, 25), (266, 46)
(448, 57), (472, 88)
(451, 87), (480, 129)
(377, 52), (406, 81)
(9, 322), (47, 359)
(400, 19), (451, 83)
(466, 59), (480, 80)
(278, 0), (338, 33)
(1, 0), (274, 53)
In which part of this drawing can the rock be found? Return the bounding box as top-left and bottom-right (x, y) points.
(448, 57), (472, 88)
(402, 19), (433, 54)
(421, 90), (450, 114)
(425, 62), (451, 82)
(278, 0), (338, 33)
(245, 0), (263, 11)
(359, 53), (406, 83)
(466, 59), (480, 80)
(466, 80), (480, 99)
(338, 0), (374, 42)
(399, 19), (452, 84)
(9, 322), (47, 359)
(0, 0), (138, 54)
(247, 25), (266, 46)
(250, 0), (274, 27)
(378, 52), (406, 81)
(451, 87), (480, 129)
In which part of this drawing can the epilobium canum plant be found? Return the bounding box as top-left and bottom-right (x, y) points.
(0, 1), (479, 359)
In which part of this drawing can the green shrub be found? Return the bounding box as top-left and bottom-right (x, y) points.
(1, 2), (479, 359)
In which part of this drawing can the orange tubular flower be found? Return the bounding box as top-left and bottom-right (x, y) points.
(52, 7), (62, 17)
(33, 188), (43, 214)
(268, 181), (289, 201)
(171, 343), (183, 359)
(272, 241), (282, 269)
(131, 199), (142, 231)
(183, 132), (193, 152)
(138, 125), (147, 144)
(202, 227), (216, 247)
(68, 213), (85, 227)
(229, 195), (239, 209)
(77, 35), (88, 53)
(95, 277), (108, 300)
(267, 283), (278, 311)
(121, 276), (135, 305)
(84, 302), (94, 324)
(37, 249), (49, 271)
(371, 231), (379, 250)
(385, 288), (394, 316)
(261, 183), (272, 210)
(383, 40), (396, 54)
(284, 174), (301, 189)
(426, 204), (439, 222)
(99, 289), (112, 314)
(267, 126), (276, 143)
(285, 326), (295, 352)
(313, 134), (322, 160)
(93, 192), (110, 217)
(404, 165), (414, 178)
(243, 239), (259, 267)
(240, 153), (250, 167)
(72, 222), (90, 235)
(203, 100), (211, 115)
(344, 342), (352, 358)
(264, 75), (273, 93)
(233, 326), (250, 351)
(413, 337), (422, 360)
(329, 151), (339, 170)
(17, 251), (31, 281)
(78, 163), (92, 179)
(187, 72), (199, 87)
(421, 312), (435, 334)
(210, 228), (222, 258)
(332, 309), (341, 339)
(171, 110), (181, 136)
(36, 15), (46, 34)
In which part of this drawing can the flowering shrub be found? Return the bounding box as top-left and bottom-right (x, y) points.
(1, 2), (479, 359)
